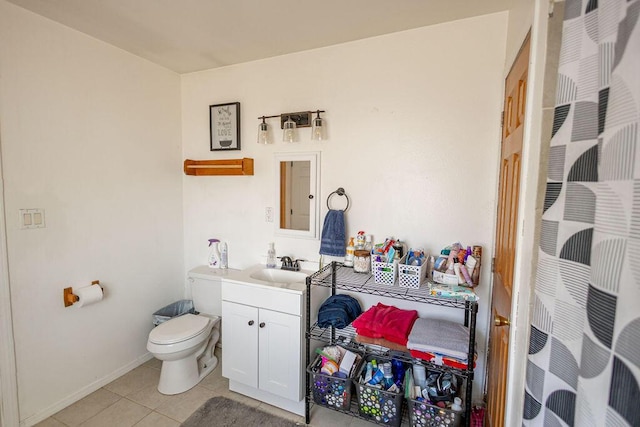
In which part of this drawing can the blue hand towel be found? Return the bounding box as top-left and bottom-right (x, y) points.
(319, 209), (346, 257)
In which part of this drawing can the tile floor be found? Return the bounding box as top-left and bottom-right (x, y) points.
(34, 349), (370, 427)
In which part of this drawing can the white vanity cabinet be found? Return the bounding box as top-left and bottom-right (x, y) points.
(222, 300), (301, 400)
(221, 279), (306, 415)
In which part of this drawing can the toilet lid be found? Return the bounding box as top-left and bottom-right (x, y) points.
(149, 314), (211, 345)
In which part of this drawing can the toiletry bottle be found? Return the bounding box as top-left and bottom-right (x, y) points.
(219, 241), (228, 269)
(453, 259), (465, 284)
(365, 234), (373, 252)
(382, 362), (394, 389)
(393, 239), (404, 260)
(344, 237), (355, 267)
(364, 362), (373, 383)
(266, 242), (276, 268)
(451, 397), (463, 412)
(208, 239), (221, 269)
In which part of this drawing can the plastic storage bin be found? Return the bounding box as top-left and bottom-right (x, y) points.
(354, 356), (405, 427)
(408, 397), (463, 427)
(307, 353), (361, 410)
(371, 255), (405, 286)
(399, 260), (428, 289)
(152, 299), (195, 326)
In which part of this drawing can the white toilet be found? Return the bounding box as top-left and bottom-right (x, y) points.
(147, 270), (223, 395)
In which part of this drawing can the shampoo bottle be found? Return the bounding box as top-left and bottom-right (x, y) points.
(266, 242), (277, 268)
(208, 239), (221, 269)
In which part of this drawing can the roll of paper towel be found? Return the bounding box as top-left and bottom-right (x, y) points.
(75, 284), (103, 307)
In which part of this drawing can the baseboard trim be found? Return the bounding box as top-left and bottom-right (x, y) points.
(228, 380), (304, 416)
(21, 352), (154, 427)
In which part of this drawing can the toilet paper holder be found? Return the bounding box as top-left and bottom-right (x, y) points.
(63, 280), (101, 307)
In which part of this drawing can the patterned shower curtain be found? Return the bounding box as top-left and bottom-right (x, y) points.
(523, 0), (639, 426)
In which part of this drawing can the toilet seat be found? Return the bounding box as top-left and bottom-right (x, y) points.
(149, 314), (211, 345)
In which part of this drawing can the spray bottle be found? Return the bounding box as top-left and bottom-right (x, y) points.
(208, 239), (221, 268)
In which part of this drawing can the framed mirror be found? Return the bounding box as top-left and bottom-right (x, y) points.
(274, 152), (320, 239)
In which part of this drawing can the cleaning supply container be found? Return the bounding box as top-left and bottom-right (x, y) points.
(354, 355), (405, 427)
(307, 349), (363, 410)
(208, 239), (221, 268)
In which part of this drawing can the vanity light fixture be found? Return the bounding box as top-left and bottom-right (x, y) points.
(257, 116), (271, 144)
(311, 110), (325, 141)
(257, 110), (326, 144)
(282, 116), (297, 143)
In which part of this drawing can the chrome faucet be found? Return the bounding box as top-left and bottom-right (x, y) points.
(280, 256), (293, 269)
(279, 256), (304, 271)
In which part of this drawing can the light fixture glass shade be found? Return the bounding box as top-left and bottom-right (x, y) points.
(311, 116), (325, 141)
(257, 121), (271, 144)
(282, 117), (297, 143)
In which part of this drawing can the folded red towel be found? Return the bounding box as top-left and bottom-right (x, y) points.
(352, 303), (418, 346)
(352, 304), (382, 337)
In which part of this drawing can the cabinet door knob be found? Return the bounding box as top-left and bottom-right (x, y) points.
(248, 320), (254, 326)
(259, 322), (266, 328)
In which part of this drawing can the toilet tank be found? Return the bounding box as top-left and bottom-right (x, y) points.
(187, 266), (233, 317)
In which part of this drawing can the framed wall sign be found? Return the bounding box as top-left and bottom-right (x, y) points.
(210, 102), (241, 151)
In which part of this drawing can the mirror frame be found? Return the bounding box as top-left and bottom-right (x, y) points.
(274, 151), (321, 239)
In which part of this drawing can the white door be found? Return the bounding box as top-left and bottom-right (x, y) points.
(221, 301), (258, 388)
(486, 34), (530, 426)
(258, 309), (301, 401)
(288, 161), (310, 231)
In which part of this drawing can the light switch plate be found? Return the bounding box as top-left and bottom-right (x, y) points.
(19, 209), (45, 229)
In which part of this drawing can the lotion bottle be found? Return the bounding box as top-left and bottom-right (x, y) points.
(344, 237), (355, 267)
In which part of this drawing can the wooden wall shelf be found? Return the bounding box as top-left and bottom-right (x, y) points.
(184, 158), (254, 176)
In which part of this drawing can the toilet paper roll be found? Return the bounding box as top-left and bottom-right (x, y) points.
(75, 284), (103, 307)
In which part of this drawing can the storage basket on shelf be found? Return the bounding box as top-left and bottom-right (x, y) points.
(307, 353), (362, 410)
(371, 255), (404, 286)
(353, 355), (405, 427)
(398, 259), (428, 289)
(407, 396), (463, 427)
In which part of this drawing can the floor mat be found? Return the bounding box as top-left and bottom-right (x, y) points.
(181, 396), (302, 427)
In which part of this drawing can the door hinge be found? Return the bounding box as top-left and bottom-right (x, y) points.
(500, 111), (505, 128)
(492, 257), (496, 273)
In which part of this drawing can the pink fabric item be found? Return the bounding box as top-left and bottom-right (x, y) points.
(352, 303), (418, 345)
(409, 349), (477, 369)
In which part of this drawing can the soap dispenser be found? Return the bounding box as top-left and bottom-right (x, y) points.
(266, 242), (276, 268)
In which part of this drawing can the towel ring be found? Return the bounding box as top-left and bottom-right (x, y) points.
(327, 187), (350, 211)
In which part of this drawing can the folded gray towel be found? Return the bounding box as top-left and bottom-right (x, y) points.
(407, 317), (470, 360)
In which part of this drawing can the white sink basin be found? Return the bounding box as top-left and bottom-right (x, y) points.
(249, 268), (308, 284)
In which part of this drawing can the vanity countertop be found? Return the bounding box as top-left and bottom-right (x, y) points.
(189, 264), (315, 294)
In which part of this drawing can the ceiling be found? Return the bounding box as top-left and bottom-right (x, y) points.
(8, 0), (511, 74)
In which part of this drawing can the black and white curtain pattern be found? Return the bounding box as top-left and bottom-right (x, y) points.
(523, 0), (639, 426)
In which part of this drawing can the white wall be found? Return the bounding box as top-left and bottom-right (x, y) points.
(182, 12), (508, 400)
(0, 2), (184, 424)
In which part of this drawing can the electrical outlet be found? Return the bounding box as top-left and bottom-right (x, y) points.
(265, 207), (274, 222)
